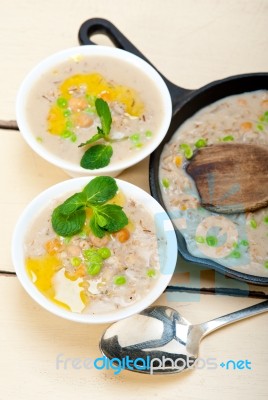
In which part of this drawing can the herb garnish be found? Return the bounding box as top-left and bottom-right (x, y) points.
(51, 176), (128, 238)
(79, 98), (113, 169)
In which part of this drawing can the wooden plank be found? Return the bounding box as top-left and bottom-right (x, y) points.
(0, 276), (267, 399)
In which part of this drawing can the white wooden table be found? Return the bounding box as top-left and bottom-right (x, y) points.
(0, 1), (268, 399)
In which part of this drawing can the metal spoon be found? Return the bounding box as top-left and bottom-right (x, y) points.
(100, 301), (268, 374)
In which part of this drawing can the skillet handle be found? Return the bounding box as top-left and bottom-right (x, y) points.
(78, 18), (191, 112)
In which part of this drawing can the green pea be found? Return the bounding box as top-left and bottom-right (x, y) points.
(229, 250), (241, 259)
(195, 236), (205, 244)
(162, 178), (170, 188)
(179, 143), (193, 159)
(61, 129), (73, 139)
(57, 97), (68, 108)
(98, 247), (111, 259)
(70, 134), (77, 143)
(71, 257), (81, 267)
(256, 123), (264, 131)
(114, 275), (127, 285)
(249, 219), (257, 229)
(65, 120), (73, 129)
(83, 248), (97, 259)
(206, 236), (218, 247)
(145, 130), (153, 138)
(87, 263), (102, 276)
(222, 135), (234, 142)
(63, 109), (71, 117)
(84, 250), (102, 264)
(130, 133), (140, 143)
(195, 138), (207, 148)
(147, 269), (156, 278)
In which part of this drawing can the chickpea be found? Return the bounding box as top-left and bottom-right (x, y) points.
(69, 97), (88, 112)
(74, 113), (93, 128)
(88, 234), (109, 247)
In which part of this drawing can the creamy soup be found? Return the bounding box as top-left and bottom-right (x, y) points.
(25, 185), (162, 313)
(26, 55), (164, 169)
(159, 90), (268, 277)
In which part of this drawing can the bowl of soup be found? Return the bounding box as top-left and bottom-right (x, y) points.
(12, 176), (177, 323)
(16, 46), (172, 177)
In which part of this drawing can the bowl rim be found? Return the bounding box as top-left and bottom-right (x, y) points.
(16, 45), (172, 175)
(12, 177), (178, 324)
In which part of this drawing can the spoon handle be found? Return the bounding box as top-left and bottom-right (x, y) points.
(199, 300), (268, 337)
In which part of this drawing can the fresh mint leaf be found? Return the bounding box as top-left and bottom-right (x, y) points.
(89, 214), (106, 238)
(83, 176), (118, 205)
(50, 176), (128, 239)
(78, 131), (105, 148)
(80, 144), (113, 169)
(95, 98), (112, 136)
(57, 192), (87, 215)
(51, 206), (86, 237)
(93, 204), (128, 233)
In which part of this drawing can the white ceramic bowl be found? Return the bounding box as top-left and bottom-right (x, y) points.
(16, 46), (172, 177)
(12, 177), (177, 324)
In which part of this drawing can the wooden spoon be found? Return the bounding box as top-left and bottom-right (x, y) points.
(186, 143), (268, 214)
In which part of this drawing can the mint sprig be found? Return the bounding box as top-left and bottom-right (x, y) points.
(80, 144), (113, 170)
(78, 98), (113, 170)
(51, 176), (128, 238)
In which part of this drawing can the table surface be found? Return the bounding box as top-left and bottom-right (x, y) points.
(1, 1), (268, 399)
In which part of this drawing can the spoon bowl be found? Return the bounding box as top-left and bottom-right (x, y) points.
(100, 301), (268, 374)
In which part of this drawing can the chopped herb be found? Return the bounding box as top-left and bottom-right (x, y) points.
(264, 261), (268, 269)
(263, 216), (268, 224)
(240, 239), (249, 247)
(145, 130), (152, 138)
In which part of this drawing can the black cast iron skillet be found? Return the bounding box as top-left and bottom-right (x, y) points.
(79, 18), (268, 286)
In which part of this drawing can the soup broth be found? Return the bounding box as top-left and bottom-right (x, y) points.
(26, 55), (164, 168)
(25, 188), (162, 314)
